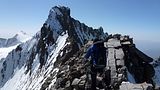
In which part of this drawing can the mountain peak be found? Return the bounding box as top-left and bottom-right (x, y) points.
(17, 31), (27, 36)
(0, 31), (32, 47)
(13, 31), (31, 43)
(51, 6), (70, 16)
(44, 6), (71, 37)
(45, 6), (106, 47)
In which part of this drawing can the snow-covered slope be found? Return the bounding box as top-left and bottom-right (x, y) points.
(0, 6), (107, 90)
(0, 45), (19, 79)
(0, 35), (38, 87)
(0, 31), (31, 78)
(0, 45), (19, 61)
(0, 31), (31, 68)
(1, 34), (67, 90)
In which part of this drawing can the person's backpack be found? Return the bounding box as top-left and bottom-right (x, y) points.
(91, 42), (107, 68)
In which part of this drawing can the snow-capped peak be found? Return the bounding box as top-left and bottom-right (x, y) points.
(13, 31), (31, 43)
(0, 31), (32, 47)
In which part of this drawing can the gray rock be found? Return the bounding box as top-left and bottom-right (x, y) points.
(65, 80), (71, 88)
(116, 59), (124, 67)
(80, 75), (86, 80)
(115, 49), (124, 60)
(78, 80), (86, 89)
(72, 78), (81, 86)
(120, 82), (153, 90)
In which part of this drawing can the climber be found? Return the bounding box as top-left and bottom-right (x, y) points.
(84, 38), (107, 90)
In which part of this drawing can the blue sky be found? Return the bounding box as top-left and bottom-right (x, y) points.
(0, 0), (160, 57)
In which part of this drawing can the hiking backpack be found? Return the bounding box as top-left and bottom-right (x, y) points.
(91, 43), (107, 68)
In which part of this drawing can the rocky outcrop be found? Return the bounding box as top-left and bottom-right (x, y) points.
(52, 34), (155, 90)
(120, 82), (153, 90)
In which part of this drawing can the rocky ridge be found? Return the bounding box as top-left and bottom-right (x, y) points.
(52, 34), (156, 90)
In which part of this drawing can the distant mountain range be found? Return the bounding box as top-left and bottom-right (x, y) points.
(0, 31), (31, 48)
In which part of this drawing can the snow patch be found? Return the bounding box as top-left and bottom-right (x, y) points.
(46, 33), (68, 66)
(0, 45), (19, 60)
(1, 67), (29, 90)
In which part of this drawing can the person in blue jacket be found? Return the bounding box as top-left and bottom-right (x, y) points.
(85, 38), (107, 90)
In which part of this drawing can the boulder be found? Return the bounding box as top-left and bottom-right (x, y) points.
(72, 78), (81, 86)
(120, 82), (153, 90)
